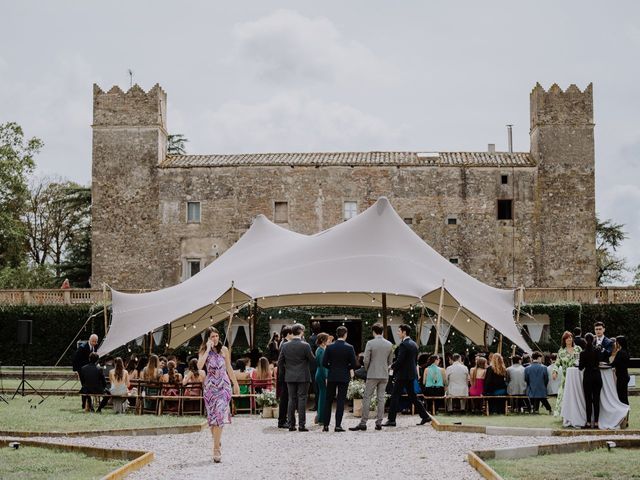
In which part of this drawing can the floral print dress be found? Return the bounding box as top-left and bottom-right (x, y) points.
(204, 350), (232, 427)
(553, 345), (582, 416)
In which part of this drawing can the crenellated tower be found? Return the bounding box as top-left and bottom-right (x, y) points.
(91, 84), (167, 290)
(530, 83), (597, 287)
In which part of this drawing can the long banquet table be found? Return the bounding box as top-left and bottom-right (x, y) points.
(561, 366), (629, 429)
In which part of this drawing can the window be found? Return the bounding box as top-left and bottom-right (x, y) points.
(343, 201), (357, 221)
(449, 258), (459, 265)
(403, 217), (413, 225)
(187, 202), (201, 223)
(501, 174), (509, 185)
(274, 201), (289, 223)
(497, 199), (513, 220)
(447, 216), (458, 225)
(186, 258), (201, 279)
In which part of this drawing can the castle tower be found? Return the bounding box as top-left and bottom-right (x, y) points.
(91, 84), (167, 290)
(530, 83), (597, 287)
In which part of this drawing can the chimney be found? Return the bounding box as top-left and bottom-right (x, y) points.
(488, 143), (496, 153)
(506, 124), (513, 153)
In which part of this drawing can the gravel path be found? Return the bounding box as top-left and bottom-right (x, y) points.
(7, 415), (639, 480)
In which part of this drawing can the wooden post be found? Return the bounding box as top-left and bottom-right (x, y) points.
(225, 282), (235, 349)
(148, 331), (153, 354)
(498, 334), (504, 355)
(416, 305), (426, 347)
(102, 283), (109, 337)
(434, 280), (445, 355)
(381, 293), (388, 339)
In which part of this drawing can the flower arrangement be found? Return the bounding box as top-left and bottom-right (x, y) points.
(346, 379), (365, 400)
(255, 389), (278, 407)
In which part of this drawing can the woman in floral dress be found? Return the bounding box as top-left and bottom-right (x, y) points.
(553, 330), (582, 416)
(197, 327), (239, 463)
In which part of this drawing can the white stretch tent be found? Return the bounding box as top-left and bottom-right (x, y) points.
(98, 197), (529, 355)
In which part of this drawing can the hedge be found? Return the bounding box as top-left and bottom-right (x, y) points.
(1, 303), (638, 366)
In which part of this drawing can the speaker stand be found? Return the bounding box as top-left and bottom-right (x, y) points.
(12, 347), (44, 400)
(0, 362), (8, 404)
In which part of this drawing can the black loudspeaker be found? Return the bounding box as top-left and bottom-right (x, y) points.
(17, 319), (32, 345)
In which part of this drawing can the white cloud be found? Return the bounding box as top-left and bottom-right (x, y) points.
(231, 9), (385, 86)
(197, 91), (405, 153)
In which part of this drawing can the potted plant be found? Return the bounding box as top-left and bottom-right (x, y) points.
(256, 389), (278, 418)
(347, 379), (366, 417)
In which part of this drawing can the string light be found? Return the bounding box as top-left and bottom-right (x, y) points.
(183, 325), (187, 331)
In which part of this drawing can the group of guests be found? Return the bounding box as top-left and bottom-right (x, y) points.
(276, 322), (431, 432)
(552, 322), (630, 429)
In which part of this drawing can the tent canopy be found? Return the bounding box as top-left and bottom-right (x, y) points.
(98, 197), (529, 355)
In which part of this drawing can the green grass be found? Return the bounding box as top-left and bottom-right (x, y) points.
(1, 379), (78, 390)
(0, 396), (203, 433)
(487, 447), (640, 480)
(0, 445), (128, 480)
(436, 396), (639, 429)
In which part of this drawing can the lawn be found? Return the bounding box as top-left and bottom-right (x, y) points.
(0, 396), (204, 433)
(0, 445), (128, 480)
(486, 447), (640, 480)
(435, 396), (639, 429)
(1, 378), (78, 391)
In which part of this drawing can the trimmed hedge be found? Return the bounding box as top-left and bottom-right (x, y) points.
(1, 303), (638, 365)
(0, 304), (106, 366)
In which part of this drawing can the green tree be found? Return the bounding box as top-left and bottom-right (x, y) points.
(167, 134), (188, 155)
(0, 122), (43, 268)
(0, 262), (57, 288)
(58, 186), (91, 287)
(634, 265), (640, 287)
(596, 216), (628, 285)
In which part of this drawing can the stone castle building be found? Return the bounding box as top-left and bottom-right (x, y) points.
(91, 82), (596, 291)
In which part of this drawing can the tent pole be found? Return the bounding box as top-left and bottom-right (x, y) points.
(225, 282), (235, 349)
(149, 331), (153, 354)
(381, 293), (388, 340)
(102, 283), (109, 337)
(498, 334), (503, 355)
(416, 304), (426, 347)
(434, 280), (445, 355)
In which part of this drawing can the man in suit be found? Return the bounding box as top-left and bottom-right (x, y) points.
(278, 323), (315, 431)
(79, 352), (110, 412)
(573, 327), (587, 350)
(322, 325), (357, 432)
(350, 323), (393, 431)
(383, 324), (431, 427)
(593, 321), (614, 362)
(524, 351), (551, 413)
(73, 334), (99, 410)
(446, 353), (470, 412)
(506, 355), (529, 413)
(276, 325), (293, 428)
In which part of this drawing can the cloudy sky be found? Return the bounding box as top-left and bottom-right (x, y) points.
(2, 1), (639, 282)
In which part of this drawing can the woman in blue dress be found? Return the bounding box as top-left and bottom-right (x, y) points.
(314, 333), (330, 425)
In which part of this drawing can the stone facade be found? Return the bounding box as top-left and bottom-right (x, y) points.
(91, 83), (597, 291)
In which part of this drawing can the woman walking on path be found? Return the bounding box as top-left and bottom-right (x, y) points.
(198, 327), (239, 463)
(553, 331), (582, 416)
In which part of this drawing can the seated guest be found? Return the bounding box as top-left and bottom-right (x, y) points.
(141, 354), (162, 410)
(125, 356), (138, 376)
(354, 353), (367, 381)
(159, 356), (168, 375)
(417, 353), (430, 393)
(521, 354), (531, 368)
(251, 357), (274, 394)
(234, 359), (252, 409)
(506, 355), (528, 412)
(423, 355), (446, 413)
(469, 356), (487, 400)
(547, 353), (563, 396)
(182, 358), (206, 395)
(102, 356), (115, 385)
(73, 334), (99, 411)
(108, 357), (129, 413)
(161, 360), (182, 393)
(128, 355), (147, 396)
(610, 336), (630, 406)
(79, 352), (110, 413)
(524, 351), (551, 414)
(579, 333), (602, 428)
(483, 353), (507, 414)
(594, 321), (614, 362)
(446, 353), (469, 411)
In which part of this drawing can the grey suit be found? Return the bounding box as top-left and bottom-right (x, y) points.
(359, 335), (393, 427)
(278, 337), (315, 428)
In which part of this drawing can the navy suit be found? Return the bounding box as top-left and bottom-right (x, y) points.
(524, 362), (551, 413)
(322, 339), (357, 428)
(387, 338), (430, 423)
(595, 336), (614, 362)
